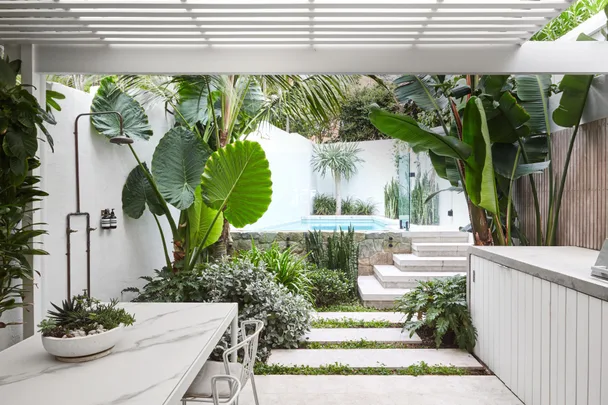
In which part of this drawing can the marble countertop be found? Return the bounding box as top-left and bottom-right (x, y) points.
(0, 302), (237, 405)
(469, 246), (608, 301)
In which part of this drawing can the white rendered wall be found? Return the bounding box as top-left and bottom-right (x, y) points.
(39, 83), (173, 315)
(242, 124), (314, 229)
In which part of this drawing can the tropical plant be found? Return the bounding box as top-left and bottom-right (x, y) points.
(410, 165), (439, 226)
(237, 241), (312, 301)
(384, 178), (400, 219)
(395, 275), (477, 352)
(313, 194), (337, 215)
(304, 227), (359, 293)
(90, 78), (272, 271)
(0, 57), (58, 328)
(370, 74), (551, 246)
(531, 0), (608, 41)
(311, 143), (364, 215)
(309, 266), (355, 308)
(38, 294), (135, 338)
(126, 259), (312, 360)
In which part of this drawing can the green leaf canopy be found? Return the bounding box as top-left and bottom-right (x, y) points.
(462, 97), (498, 214)
(492, 143), (550, 180)
(176, 79), (211, 127)
(91, 77), (154, 140)
(486, 92), (531, 143)
(201, 140), (272, 228)
(122, 163), (165, 219)
(152, 127), (212, 211)
(369, 106), (472, 160)
(514, 75), (552, 134)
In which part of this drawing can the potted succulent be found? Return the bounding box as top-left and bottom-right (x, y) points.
(38, 294), (135, 362)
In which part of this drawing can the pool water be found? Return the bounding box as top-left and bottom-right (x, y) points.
(262, 218), (392, 231)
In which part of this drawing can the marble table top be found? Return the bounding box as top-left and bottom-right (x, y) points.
(0, 302), (238, 405)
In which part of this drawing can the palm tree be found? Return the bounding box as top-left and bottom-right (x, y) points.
(311, 143), (364, 215)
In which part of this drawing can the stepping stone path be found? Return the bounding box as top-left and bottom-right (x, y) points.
(267, 310), (485, 371)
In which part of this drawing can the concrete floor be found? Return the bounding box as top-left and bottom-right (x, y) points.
(239, 375), (523, 405)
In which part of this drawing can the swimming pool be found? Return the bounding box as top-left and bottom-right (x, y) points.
(261, 216), (399, 231)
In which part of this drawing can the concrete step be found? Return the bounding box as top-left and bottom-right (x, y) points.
(412, 242), (471, 257)
(267, 348), (483, 369)
(373, 265), (465, 288)
(303, 328), (419, 343)
(357, 276), (408, 309)
(312, 312), (404, 323)
(404, 230), (471, 244)
(393, 254), (468, 272)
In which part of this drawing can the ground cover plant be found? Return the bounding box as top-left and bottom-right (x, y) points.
(254, 361), (480, 376)
(310, 318), (401, 329)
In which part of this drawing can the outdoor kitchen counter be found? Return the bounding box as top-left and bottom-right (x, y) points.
(469, 246), (608, 301)
(0, 302), (238, 405)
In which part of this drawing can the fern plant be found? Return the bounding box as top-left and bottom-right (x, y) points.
(395, 275), (477, 352)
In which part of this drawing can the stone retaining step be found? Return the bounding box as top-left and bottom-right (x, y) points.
(393, 254), (468, 272)
(312, 312), (404, 323)
(267, 348), (483, 369)
(412, 242), (471, 257)
(239, 376), (523, 405)
(303, 328), (419, 343)
(373, 265), (465, 288)
(357, 276), (407, 309)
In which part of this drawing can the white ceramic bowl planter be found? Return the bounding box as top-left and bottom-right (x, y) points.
(42, 325), (124, 362)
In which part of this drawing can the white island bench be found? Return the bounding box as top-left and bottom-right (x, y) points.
(0, 302), (238, 405)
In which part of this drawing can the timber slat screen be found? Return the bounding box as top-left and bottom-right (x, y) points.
(515, 118), (608, 250)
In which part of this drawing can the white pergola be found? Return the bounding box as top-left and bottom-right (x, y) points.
(1, 0), (607, 75)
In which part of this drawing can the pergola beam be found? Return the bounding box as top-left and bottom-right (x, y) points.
(30, 41), (608, 75)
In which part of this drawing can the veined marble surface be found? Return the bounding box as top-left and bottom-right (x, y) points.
(0, 302), (237, 405)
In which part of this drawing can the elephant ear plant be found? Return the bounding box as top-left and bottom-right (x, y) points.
(0, 57), (59, 327)
(90, 78), (273, 271)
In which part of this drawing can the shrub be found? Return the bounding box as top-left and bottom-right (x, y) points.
(126, 259), (312, 361)
(238, 241), (312, 301)
(309, 267), (354, 307)
(313, 194), (376, 215)
(395, 275), (477, 352)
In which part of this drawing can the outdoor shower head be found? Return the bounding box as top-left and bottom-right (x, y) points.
(109, 136), (134, 145)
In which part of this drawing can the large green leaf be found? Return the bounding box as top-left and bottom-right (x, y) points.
(187, 186), (224, 248)
(429, 151), (460, 187)
(553, 36), (595, 128)
(2, 127), (37, 161)
(152, 127), (212, 211)
(487, 92), (531, 143)
(492, 143), (550, 179)
(515, 75), (552, 134)
(479, 75), (509, 100)
(369, 106), (471, 160)
(122, 163), (165, 219)
(201, 140), (272, 228)
(176, 79), (211, 127)
(393, 75), (448, 113)
(91, 77), (153, 140)
(462, 97), (498, 214)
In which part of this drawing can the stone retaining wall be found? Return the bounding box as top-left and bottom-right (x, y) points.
(231, 230), (411, 275)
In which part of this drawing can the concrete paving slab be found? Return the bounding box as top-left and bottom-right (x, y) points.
(303, 328), (420, 343)
(239, 375), (523, 405)
(312, 312), (405, 323)
(267, 348), (482, 369)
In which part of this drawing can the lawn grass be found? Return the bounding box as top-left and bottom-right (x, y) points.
(316, 303), (395, 312)
(311, 318), (402, 329)
(301, 340), (413, 349)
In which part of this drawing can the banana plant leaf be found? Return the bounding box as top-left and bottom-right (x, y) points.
(187, 186), (224, 248)
(462, 97), (498, 214)
(369, 106), (472, 160)
(152, 127), (212, 211)
(486, 92), (530, 143)
(424, 186), (463, 204)
(91, 77), (153, 140)
(492, 143), (550, 180)
(479, 75), (510, 100)
(553, 34), (596, 128)
(201, 140), (272, 228)
(122, 163), (165, 219)
(514, 75), (552, 134)
(393, 75), (448, 113)
(521, 135), (549, 163)
(429, 151), (460, 187)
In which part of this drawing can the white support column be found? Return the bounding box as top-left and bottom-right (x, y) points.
(19, 44), (46, 339)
